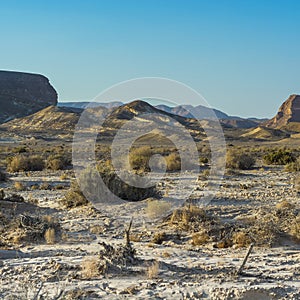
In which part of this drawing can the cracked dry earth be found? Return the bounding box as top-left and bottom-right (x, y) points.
(0, 169), (299, 299)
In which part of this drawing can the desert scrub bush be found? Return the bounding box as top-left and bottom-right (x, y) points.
(285, 157), (300, 172)
(191, 231), (210, 245)
(232, 231), (251, 248)
(7, 155), (44, 172)
(129, 146), (153, 171)
(12, 146), (27, 153)
(78, 164), (160, 202)
(146, 199), (171, 218)
(44, 228), (56, 244)
(129, 146), (187, 172)
(263, 149), (295, 165)
(168, 205), (213, 232)
(226, 150), (255, 170)
(9, 214), (61, 244)
(81, 256), (101, 278)
(290, 215), (300, 241)
(146, 260), (159, 279)
(165, 152), (181, 171)
(46, 153), (71, 170)
(151, 232), (167, 244)
(61, 180), (89, 209)
(14, 181), (26, 191)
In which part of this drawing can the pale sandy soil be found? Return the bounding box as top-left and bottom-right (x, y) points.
(0, 169), (299, 299)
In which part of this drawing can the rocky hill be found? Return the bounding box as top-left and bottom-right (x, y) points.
(0, 106), (82, 133)
(0, 71), (57, 123)
(241, 126), (290, 140)
(265, 94), (300, 131)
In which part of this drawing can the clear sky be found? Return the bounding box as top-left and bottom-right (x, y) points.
(1, 0), (300, 118)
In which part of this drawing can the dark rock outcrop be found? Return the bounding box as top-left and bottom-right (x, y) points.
(265, 94), (300, 129)
(0, 71), (57, 123)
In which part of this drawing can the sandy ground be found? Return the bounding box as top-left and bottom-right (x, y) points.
(0, 169), (299, 299)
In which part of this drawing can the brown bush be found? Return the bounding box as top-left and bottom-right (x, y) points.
(191, 231), (210, 245)
(7, 155), (44, 172)
(46, 154), (71, 170)
(61, 180), (89, 209)
(226, 150), (255, 170)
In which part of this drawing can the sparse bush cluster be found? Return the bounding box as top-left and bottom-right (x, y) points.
(226, 150), (255, 170)
(165, 201), (300, 248)
(129, 146), (183, 172)
(263, 149), (295, 165)
(285, 157), (300, 172)
(46, 154), (71, 170)
(7, 155), (45, 172)
(61, 180), (89, 209)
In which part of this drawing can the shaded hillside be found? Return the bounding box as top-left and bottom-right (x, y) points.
(0, 71), (57, 123)
(0, 106), (82, 133)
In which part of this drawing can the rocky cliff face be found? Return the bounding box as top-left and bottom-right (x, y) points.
(0, 71), (57, 123)
(265, 94), (300, 129)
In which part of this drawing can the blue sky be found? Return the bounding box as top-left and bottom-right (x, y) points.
(1, 0), (300, 118)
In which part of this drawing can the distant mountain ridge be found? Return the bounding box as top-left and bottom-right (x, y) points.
(59, 101), (265, 128)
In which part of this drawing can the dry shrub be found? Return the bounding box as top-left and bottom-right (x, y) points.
(165, 152), (181, 171)
(290, 215), (300, 241)
(61, 181), (89, 209)
(60, 173), (68, 180)
(14, 181), (26, 191)
(161, 251), (171, 258)
(78, 165), (160, 202)
(146, 199), (171, 218)
(285, 157), (300, 172)
(46, 154), (71, 170)
(146, 261), (159, 279)
(191, 231), (210, 245)
(44, 228), (56, 244)
(7, 155), (44, 172)
(129, 146), (152, 171)
(129, 233), (142, 242)
(226, 150), (255, 170)
(169, 205), (211, 232)
(89, 225), (104, 234)
(129, 146), (185, 172)
(81, 256), (101, 278)
(232, 231), (251, 248)
(151, 232), (167, 244)
(276, 200), (295, 210)
(8, 214), (61, 245)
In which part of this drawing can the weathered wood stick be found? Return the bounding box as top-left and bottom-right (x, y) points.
(237, 243), (254, 275)
(124, 218), (133, 247)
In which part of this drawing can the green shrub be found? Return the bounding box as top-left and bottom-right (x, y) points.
(263, 149), (295, 165)
(226, 150), (255, 170)
(7, 155), (44, 172)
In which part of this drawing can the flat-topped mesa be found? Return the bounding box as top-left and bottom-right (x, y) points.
(265, 94), (300, 129)
(0, 70), (57, 123)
